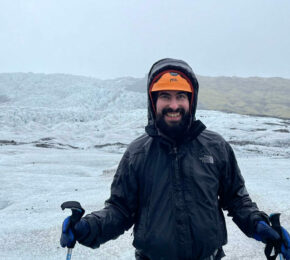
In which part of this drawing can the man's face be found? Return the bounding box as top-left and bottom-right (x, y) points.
(155, 90), (190, 139)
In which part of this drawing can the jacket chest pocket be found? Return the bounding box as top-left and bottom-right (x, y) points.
(181, 157), (220, 205)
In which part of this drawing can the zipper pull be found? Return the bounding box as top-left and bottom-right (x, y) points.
(172, 146), (178, 154)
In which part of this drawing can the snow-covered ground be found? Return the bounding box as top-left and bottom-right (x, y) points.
(0, 73), (289, 259)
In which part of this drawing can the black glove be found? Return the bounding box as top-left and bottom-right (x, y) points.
(60, 216), (90, 248)
(254, 221), (280, 243)
(254, 221), (290, 260)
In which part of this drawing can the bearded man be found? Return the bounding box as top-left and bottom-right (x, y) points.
(60, 58), (290, 260)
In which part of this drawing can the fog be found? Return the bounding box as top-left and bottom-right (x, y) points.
(1, 0), (290, 79)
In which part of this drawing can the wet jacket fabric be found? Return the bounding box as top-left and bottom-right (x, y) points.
(80, 59), (268, 259)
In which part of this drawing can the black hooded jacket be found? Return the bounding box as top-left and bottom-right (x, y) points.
(81, 58), (268, 259)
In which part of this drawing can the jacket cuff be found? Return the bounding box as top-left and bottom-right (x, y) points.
(78, 214), (101, 249)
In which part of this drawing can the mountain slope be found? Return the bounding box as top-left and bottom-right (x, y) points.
(0, 72), (289, 118)
(197, 75), (290, 118)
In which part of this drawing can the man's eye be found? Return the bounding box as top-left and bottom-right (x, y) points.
(178, 94), (187, 99)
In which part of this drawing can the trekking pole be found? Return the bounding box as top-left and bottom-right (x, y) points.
(61, 201), (85, 260)
(268, 213), (285, 260)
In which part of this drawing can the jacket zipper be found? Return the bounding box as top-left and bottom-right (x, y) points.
(172, 145), (194, 259)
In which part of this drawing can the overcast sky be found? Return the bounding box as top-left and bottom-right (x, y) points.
(1, 0), (290, 79)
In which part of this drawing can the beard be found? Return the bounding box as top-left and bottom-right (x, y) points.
(155, 107), (191, 140)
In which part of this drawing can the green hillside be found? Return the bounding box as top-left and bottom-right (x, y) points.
(126, 74), (290, 119)
(197, 76), (290, 119)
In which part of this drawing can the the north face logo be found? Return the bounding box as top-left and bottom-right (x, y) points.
(199, 155), (214, 164)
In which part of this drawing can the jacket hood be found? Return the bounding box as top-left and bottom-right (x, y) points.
(145, 58), (200, 136)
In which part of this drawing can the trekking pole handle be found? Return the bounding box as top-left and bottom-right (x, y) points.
(61, 201), (85, 260)
(61, 201), (85, 230)
(270, 213), (281, 231)
(270, 213), (285, 260)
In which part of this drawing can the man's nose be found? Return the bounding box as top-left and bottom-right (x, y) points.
(169, 98), (179, 110)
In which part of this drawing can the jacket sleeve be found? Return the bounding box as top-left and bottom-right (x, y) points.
(80, 150), (138, 248)
(218, 142), (269, 237)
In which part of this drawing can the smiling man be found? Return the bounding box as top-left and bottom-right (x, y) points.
(60, 58), (290, 260)
(155, 89), (190, 138)
(151, 71), (192, 141)
(147, 65), (198, 145)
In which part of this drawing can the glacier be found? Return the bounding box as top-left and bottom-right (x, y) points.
(0, 73), (289, 259)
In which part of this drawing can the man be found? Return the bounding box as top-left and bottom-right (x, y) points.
(61, 58), (290, 260)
